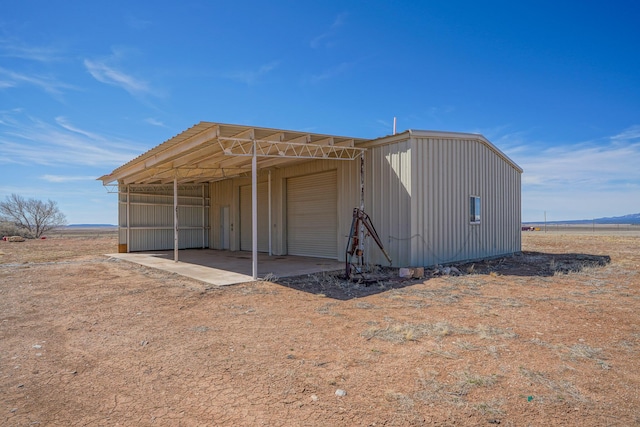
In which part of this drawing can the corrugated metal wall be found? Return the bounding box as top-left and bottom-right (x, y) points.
(209, 179), (234, 251)
(364, 140), (413, 266)
(411, 136), (521, 266)
(208, 159), (360, 260)
(362, 135), (521, 267)
(239, 183), (270, 251)
(118, 184), (210, 251)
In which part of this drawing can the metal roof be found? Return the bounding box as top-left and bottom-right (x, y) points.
(98, 122), (522, 186)
(360, 129), (523, 173)
(98, 122), (368, 185)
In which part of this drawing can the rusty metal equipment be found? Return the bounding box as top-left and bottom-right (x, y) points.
(345, 208), (392, 279)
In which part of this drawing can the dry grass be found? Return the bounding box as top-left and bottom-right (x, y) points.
(362, 321), (518, 343)
(519, 367), (587, 402)
(2, 229), (640, 426)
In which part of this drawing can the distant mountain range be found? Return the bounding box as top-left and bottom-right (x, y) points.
(525, 213), (640, 225)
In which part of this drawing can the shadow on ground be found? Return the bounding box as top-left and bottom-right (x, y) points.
(273, 251), (611, 300)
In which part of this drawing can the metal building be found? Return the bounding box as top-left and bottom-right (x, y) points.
(99, 122), (522, 278)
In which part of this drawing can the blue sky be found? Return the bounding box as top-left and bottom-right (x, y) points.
(1, 1), (639, 224)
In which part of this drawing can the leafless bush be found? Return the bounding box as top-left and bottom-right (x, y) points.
(0, 194), (66, 238)
(0, 221), (31, 238)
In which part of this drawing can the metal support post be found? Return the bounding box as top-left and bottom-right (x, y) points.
(358, 152), (365, 268)
(174, 176), (179, 262)
(126, 185), (130, 253)
(268, 169), (272, 256)
(252, 139), (258, 280)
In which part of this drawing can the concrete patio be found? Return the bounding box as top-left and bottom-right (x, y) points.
(108, 249), (344, 286)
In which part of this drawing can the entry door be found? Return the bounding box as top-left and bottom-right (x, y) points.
(220, 206), (230, 250)
(287, 171), (338, 258)
(240, 183), (269, 252)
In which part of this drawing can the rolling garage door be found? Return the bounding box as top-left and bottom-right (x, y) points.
(240, 183), (269, 252)
(287, 171), (337, 258)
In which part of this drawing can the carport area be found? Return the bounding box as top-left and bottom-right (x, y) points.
(108, 249), (344, 286)
(99, 122), (367, 281)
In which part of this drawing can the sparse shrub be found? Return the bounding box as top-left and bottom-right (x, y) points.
(262, 272), (279, 282)
(567, 343), (603, 360)
(453, 370), (498, 388)
(0, 221), (31, 238)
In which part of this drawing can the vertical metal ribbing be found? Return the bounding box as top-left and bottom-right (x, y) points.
(201, 184), (205, 248)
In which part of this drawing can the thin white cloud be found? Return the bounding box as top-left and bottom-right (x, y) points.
(0, 39), (73, 99)
(227, 61), (279, 85)
(55, 116), (104, 140)
(84, 58), (151, 95)
(0, 38), (63, 62)
(309, 62), (353, 83)
(611, 125), (640, 142)
(145, 118), (166, 127)
(516, 141), (640, 188)
(125, 14), (152, 30)
(0, 111), (145, 167)
(377, 119), (392, 129)
(501, 126), (640, 220)
(41, 175), (97, 183)
(311, 12), (348, 48)
(0, 66), (75, 95)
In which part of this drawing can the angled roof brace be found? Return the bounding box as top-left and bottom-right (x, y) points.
(217, 137), (364, 160)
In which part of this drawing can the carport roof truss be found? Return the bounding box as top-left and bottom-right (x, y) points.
(99, 122), (368, 186)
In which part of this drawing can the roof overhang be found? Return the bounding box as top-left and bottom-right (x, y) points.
(99, 122), (368, 186)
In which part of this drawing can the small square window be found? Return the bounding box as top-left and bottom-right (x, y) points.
(470, 196), (481, 224)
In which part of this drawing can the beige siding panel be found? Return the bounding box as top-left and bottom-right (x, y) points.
(411, 137), (521, 266)
(118, 189), (127, 245)
(239, 183), (270, 252)
(337, 160), (361, 259)
(287, 170), (338, 258)
(208, 179), (234, 250)
(206, 159), (359, 258)
(118, 184), (209, 251)
(364, 140), (412, 266)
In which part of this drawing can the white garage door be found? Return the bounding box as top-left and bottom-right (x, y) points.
(240, 183), (269, 252)
(287, 171), (337, 258)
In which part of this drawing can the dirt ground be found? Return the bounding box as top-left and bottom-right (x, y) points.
(1, 230), (639, 426)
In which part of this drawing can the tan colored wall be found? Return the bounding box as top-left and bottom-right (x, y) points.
(208, 159), (361, 260)
(362, 135), (521, 266)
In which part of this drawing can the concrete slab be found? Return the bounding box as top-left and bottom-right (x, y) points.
(108, 249), (344, 286)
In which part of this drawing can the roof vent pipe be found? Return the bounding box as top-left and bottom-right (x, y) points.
(393, 117), (397, 135)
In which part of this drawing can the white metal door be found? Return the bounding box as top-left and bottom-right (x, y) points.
(240, 183), (269, 252)
(287, 171), (338, 258)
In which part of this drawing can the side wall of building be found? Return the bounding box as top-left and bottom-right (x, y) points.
(362, 135), (521, 267)
(410, 136), (521, 266)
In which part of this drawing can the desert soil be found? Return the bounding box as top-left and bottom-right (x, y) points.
(1, 230), (639, 426)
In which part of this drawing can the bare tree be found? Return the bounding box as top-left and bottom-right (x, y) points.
(0, 194), (67, 238)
